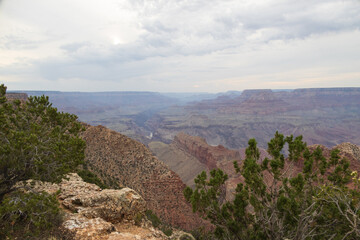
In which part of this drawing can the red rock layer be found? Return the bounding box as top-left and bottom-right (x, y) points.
(218, 90), (291, 115)
(173, 132), (241, 170)
(190, 88), (360, 115)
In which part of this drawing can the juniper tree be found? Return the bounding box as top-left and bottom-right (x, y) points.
(184, 132), (358, 240)
(0, 84), (86, 201)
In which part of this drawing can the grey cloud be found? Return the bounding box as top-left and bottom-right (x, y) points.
(60, 42), (90, 53)
(236, 1), (360, 38)
(34, 54), (161, 82)
(143, 20), (177, 35)
(126, 0), (360, 60)
(38, 0), (360, 64)
(2, 0), (359, 92)
(0, 35), (39, 50)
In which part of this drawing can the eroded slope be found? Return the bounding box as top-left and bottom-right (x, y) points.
(81, 125), (206, 230)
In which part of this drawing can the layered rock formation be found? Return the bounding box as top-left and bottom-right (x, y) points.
(150, 133), (245, 200)
(282, 88), (360, 109)
(199, 88), (360, 114)
(147, 88), (360, 148)
(219, 90), (290, 115)
(173, 132), (241, 169)
(81, 125), (206, 231)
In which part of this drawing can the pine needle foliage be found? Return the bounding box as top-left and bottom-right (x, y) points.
(0, 84), (85, 238)
(0, 84), (86, 200)
(184, 132), (360, 240)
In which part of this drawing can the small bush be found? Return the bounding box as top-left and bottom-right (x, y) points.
(77, 169), (109, 189)
(189, 228), (211, 240)
(180, 234), (193, 240)
(145, 210), (173, 236)
(134, 212), (143, 226)
(0, 190), (63, 239)
(161, 226), (173, 236)
(145, 210), (161, 228)
(106, 176), (121, 189)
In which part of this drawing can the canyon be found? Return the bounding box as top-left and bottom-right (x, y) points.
(9, 87), (360, 237)
(146, 88), (360, 148)
(19, 88), (360, 149)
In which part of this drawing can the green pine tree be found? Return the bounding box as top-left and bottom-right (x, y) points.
(185, 132), (360, 239)
(0, 84), (86, 238)
(0, 84), (85, 200)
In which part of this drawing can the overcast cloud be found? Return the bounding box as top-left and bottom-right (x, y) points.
(0, 0), (359, 92)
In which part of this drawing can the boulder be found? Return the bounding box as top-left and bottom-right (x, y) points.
(63, 188), (146, 223)
(17, 173), (193, 240)
(54, 173), (146, 223)
(63, 215), (115, 239)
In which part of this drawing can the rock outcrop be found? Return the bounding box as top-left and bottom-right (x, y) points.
(335, 142), (360, 162)
(81, 125), (207, 231)
(21, 173), (193, 240)
(25, 173), (146, 225)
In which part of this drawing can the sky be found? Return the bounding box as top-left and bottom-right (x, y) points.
(0, 0), (359, 92)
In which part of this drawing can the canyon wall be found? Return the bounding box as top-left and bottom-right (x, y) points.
(81, 125), (207, 231)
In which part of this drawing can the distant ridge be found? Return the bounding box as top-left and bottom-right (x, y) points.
(147, 87), (360, 148)
(5, 92), (28, 101)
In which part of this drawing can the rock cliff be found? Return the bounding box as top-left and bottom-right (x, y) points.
(150, 132), (248, 200)
(81, 125), (207, 231)
(219, 90), (291, 115)
(173, 132), (241, 170)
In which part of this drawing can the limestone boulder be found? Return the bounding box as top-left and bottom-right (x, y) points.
(63, 187), (146, 223)
(59, 173), (102, 200)
(17, 173), (189, 240)
(63, 215), (115, 239)
(49, 173), (146, 223)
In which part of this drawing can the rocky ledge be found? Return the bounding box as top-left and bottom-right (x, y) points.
(20, 173), (194, 240)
